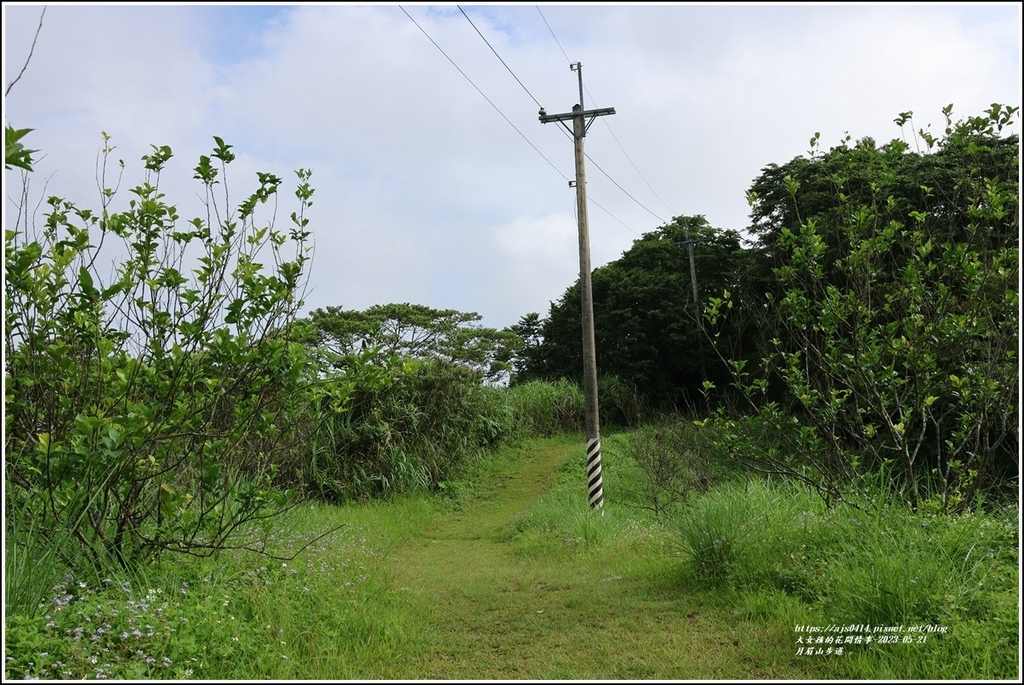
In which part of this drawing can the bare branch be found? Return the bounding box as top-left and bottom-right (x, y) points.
(6, 6), (47, 97)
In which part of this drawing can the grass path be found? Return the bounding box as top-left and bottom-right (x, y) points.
(371, 436), (816, 680)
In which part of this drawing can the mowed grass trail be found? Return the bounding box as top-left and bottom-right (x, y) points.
(367, 435), (818, 680)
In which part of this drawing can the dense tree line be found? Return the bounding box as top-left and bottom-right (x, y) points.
(510, 216), (753, 411)
(507, 104), (1018, 509)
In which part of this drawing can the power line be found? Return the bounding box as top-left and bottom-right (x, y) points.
(585, 154), (664, 225)
(400, 5), (638, 236)
(399, 5), (567, 183)
(588, 194), (638, 236)
(458, 5), (543, 110)
(457, 6), (574, 151)
(587, 91), (674, 220)
(595, 110), (674, 218)
(454, 7), (640, 235)
(537, 6), (673, 224)
(536, 6), (571, 65)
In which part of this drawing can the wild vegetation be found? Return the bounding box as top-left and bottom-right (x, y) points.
(515, 103), (1019, 514)
(4, 431), (1017, 679)
(4, 102), (1018, 680)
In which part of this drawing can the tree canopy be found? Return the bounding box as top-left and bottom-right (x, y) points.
(296, 302), (520, 384)
(515, 216), (752, 409)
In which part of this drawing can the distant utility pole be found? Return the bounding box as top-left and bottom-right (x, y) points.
(539, 62), (614, 509)
(679, 223), (708, 384)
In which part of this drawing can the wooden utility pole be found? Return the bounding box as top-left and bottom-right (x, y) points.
(539, 62), (614, 509)
(680, 223), (708, 384)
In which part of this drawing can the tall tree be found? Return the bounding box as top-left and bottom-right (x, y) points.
(501, 312), (543, 384)
(525, 216), (752, 408)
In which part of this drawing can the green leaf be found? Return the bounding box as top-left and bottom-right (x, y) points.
(79, 266), (95, 296)
(5, 125), (37, 171)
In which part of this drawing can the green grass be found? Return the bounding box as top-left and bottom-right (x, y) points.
(665, 476), (1019, 680)
(371, 434), (819, 680)
(5, 430), (1018, 680)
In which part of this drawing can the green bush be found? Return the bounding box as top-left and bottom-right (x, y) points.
(618, 421), (741, 521)
(307, 357), (516, 502)
(5, 133), (318, 581)
(704, 104), (1019, 511)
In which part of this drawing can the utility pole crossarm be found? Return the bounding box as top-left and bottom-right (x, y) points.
(539, 107), (616, 124)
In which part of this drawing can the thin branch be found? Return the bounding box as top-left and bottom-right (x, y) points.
(6, 6), (47, 97)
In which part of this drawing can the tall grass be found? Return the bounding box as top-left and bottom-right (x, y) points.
(574, 422), (1019, 680)
(306, 360), (518, 502)
(6, 429), (1016, 680)
(4, 475), (113, 619)
(671, 477), (1019, 679)
(504, 379), (584, 437)
(4, 501), (73, 619)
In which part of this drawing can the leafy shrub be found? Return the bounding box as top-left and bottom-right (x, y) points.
(620, 421), (740, 521)
(307, 356), (514, 501)
(5, 133), (318, 577)
(703, 104), (1019, 511)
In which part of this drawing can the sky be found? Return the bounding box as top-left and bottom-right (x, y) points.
(3, 2), (1021, 332)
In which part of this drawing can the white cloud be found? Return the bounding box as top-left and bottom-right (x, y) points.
(4, 2), (1020, 331)
(491, 211), (579, 319)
